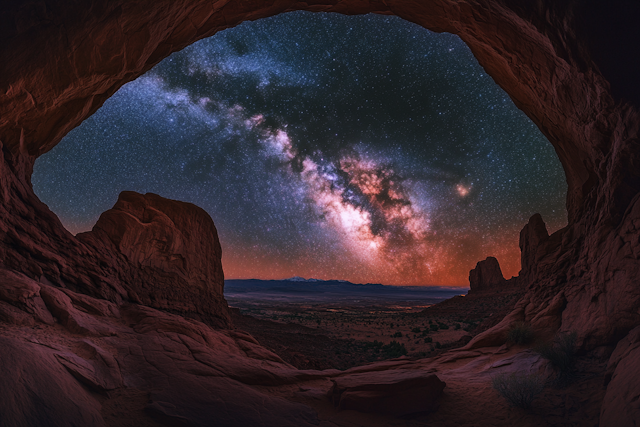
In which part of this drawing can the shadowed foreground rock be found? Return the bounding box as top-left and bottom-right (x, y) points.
(330, 369), (445, 416)
(0, 270), (449, 427)
(0, 337), (106, 427)
(601, 325), (640, 425)
(468, 256), (507, 293)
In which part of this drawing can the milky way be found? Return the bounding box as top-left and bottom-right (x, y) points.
(32, 12), (567, 286)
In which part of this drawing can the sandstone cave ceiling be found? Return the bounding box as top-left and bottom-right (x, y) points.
(32, 12), (567, 286)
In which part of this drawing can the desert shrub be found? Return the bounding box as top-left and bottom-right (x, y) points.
(438, 322), (449, 330)
(392, 331), (403, 338)
(382, 341), (407, 358)
(463, 322), (477, 332)
(535, 332), (577, 384)
(492, 372), (545, 409)
(430, 324), (439, 331)
(365, 340), (384, 350)
(435, 342), (441, 349)
(454, 323), (461, 330)
(424, 337), (432, 343)
(507, 322), (534, 345)
(411, 327), (422, 333)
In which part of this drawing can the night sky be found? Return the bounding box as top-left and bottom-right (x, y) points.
(32, 12), (567, 286)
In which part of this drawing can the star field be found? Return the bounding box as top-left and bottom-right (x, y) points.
(32, 12), (567, 286)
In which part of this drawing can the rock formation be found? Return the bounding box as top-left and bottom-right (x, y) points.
(0, 0), (639, 426)
(85, 191), (229, 326)
(468, 256), (507, 293)
(0, 271), (451, 426)
(330, 369), (445, 416)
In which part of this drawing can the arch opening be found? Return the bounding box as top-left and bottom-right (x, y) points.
(32, 12), (567, 287)
(3, 0), (640, 351)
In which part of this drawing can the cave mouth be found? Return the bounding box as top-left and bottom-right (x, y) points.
(32, 11), (567, 287)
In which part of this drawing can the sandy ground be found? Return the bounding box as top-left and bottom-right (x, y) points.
(231, 301), (473, 359)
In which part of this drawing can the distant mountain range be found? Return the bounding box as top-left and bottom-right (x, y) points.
(283, 276), (376, 285)
(284, 276), (325, 282)
(224, 278), (467, 301)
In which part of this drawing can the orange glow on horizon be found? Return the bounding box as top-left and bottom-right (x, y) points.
(222, 216), (566, 287)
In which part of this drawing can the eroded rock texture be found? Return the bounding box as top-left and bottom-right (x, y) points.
(85, 191), (229, 324)
(0, 153), (230, 327)
(1, 0), (640, 425)
(1, 0), (639, 347)
(0, 272), (453, 426)
(601, 325), (640, 426)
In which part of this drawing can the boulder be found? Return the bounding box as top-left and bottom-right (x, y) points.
(330, 369), (445, 416)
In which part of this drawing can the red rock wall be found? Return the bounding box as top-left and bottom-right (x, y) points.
(86, 191), (228, 319)
(0, 144), (230, 326)
(0, 0), (639, 347)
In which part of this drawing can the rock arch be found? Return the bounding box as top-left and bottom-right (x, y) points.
(1, 0), (640, 347)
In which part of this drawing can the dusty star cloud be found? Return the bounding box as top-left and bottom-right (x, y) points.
(32, 12), (567, 286)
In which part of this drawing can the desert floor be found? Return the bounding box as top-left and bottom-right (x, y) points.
(229, 298), (480, 370)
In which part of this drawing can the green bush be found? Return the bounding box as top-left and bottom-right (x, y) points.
(535, 332), (577, 384)
(492, 372), (545, 409)
(507, 322), (534, 345)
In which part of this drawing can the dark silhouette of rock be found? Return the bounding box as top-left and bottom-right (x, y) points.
(601, 325), (640, 426)
(469, 257), (507, 292)
(519, 214), (550, 278)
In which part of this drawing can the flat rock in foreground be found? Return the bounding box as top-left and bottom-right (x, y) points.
(330, 369), (446, 416)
